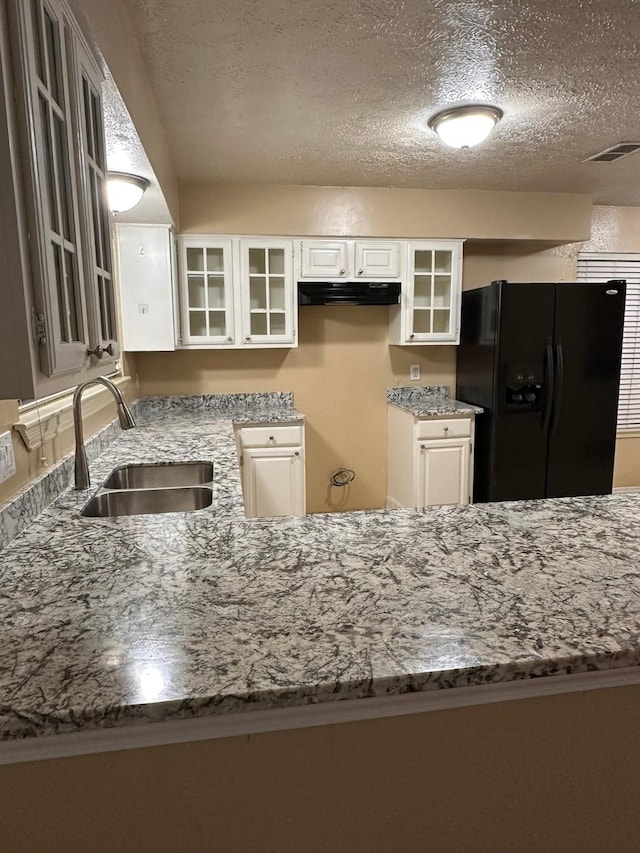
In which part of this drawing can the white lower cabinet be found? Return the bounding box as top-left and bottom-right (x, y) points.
(387, 406), (474, 509)
(235, 423), (305, 518)
(417, 437), (470, 507)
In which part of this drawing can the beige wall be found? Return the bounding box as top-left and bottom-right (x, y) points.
(614, 434), (640, 488)
(582, 204), (640, 252)
(462, 240), (580, 287)
(180, 183), (592, 242)
(2, 684), (640, 852)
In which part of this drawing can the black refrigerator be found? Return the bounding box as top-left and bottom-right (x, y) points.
(456, 280), (626, 503)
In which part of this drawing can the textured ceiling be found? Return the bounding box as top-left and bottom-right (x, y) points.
(128, 0), (640, 204)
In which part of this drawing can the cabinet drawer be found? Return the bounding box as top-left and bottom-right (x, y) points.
(416, 418), (471, 440)
(239, 424), (303, 447)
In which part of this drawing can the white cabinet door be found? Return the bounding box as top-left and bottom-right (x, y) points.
(179, 237), (235, 346)
(240, 240), (295, 346)
(300, 241), (348, 278)
(243, 446), (305, 518)
(355, 241), (400, 278)
(416, 437), (470, 508)
(405, 241), (462, 344)
(116, 225), (176, 351)
(389, 240), (463, 345)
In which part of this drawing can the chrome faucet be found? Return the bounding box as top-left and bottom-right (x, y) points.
(73, 376), (135, 489)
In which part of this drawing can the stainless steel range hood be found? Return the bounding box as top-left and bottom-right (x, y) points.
(298, 281), (401, 306)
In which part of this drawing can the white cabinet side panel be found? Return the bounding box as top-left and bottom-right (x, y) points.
(386, 406), (415, 509)
(116, 226), (175, 351)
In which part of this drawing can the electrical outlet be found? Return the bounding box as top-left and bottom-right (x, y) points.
(0, 431), (16, 485)
(409, 364), (420, 381)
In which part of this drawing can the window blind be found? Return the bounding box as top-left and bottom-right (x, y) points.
(577, 253), (640, 432)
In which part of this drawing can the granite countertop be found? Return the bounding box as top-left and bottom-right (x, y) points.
(387, 385), (483, 417)
(1, 393), (640, 744)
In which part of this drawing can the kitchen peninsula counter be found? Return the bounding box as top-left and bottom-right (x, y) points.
(1, 394), (640, 758)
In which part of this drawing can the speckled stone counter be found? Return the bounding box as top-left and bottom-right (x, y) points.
(388, 385), (483, 417)
(1, 393), (640, 746)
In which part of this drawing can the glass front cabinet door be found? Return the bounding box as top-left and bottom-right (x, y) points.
(389, 240), (463, 345)
(239, 240), (295, 346)
(179, 237), (235, 346)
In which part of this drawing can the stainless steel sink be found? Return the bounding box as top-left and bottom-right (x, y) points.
(81, 486), (214, 518)
(103, 461), (214, 490)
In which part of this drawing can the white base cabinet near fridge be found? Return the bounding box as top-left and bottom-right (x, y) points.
(236, 424), (305, 518)
(417, 436), (470, 507)
(387, 406), (474, 508)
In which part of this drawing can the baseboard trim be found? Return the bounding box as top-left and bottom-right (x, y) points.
(613, 486), (640, 494)
(2, 666), (640, 766)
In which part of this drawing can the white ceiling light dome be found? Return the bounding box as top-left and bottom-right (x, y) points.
(106, 172), (150, 213)
(428, 105), (503, 149)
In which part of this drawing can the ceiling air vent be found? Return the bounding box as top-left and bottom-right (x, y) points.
(585, 142), (640, 163)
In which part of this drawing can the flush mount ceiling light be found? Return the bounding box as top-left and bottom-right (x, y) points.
(428, 105), (503, 150)
(106, 172), (150, 213)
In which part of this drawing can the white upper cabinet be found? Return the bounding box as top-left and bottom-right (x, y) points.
(301, 241), (348, 278)
(127, 234), (465, 352)
(173, 236), (296, 349)
(389, 240), (464, 345)
(179, 237), (234, 346)
(299, 239), (402, 280)
(239, 240), (295, 346)
(354, 241), (400, 278)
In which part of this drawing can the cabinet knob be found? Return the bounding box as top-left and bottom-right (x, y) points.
(227, 336), (233, 342)
(87, 345), (104, 359)
(420, 444), (426, 451)
(294, 451), (300, 457)
(245, 336), (251, 341)
(443, 426), (449, 433)
(409, 334), (415, 340)
(269, 435), (275, 443)
(339, 268), (345, 275)
(357, 269), (363, 275)
(104, 343), (116, 356)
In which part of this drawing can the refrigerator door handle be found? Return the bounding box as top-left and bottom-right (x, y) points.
(542, 338), (555, 435)
(550, 340), (564, 438)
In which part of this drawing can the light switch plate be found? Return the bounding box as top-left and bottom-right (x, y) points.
(409, 364), (420, 381)
(0, 431), (16, 484)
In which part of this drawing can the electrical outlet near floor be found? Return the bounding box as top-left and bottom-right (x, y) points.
(0, 431), (17, 484)
(409, 364), (420, 381)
